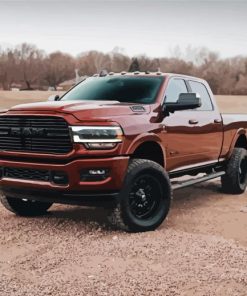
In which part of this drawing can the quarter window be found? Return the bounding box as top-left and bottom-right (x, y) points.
(188, 81), (213, 111)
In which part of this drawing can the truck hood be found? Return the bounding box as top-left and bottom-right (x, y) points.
(8, 100), (149, 121)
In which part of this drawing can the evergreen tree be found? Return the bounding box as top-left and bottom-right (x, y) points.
(128, 58), (140, 72)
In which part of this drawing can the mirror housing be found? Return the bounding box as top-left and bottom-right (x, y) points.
(164, 93), (201, 113)
(48, 94), (60, 101)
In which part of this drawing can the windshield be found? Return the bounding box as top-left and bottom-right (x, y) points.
(61, 76), (163, 104)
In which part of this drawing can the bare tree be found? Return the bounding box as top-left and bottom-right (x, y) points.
(77, 51), (111, 76)
(109, 52), (131, 73)
(1, 43), (247, 95)
(0, 48), (18, 90)
(137, 56), (160, 72)
(14, 43), (45, 90)
(43, 52), (75, 90)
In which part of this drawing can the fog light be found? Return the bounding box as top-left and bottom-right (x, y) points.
(89, 169), (106, 175)
(51, 171), (68, 185)
(80, 168), (109, 181)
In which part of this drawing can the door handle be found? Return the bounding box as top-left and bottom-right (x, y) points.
(214, 119), (222, 124)
(189, 119), (198, 125)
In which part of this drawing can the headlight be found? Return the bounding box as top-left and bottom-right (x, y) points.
(70, 126), (123, 149)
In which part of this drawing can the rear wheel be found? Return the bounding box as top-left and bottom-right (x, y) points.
(108, 159), (171, 232)
(0, 195), (53, 216)
(221, 148), (247, 194)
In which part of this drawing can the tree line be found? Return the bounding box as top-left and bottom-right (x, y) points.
(0, 43), (247, 94)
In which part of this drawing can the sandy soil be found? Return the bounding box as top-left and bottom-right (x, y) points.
(0, 92), (246, 295)
(0, 91), (64, 109)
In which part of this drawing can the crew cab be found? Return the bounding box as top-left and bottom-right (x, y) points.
(0, 72), (246, 232)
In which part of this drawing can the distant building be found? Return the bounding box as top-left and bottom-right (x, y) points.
(58, 69), (87, 91)
(11, 83), (22, 91)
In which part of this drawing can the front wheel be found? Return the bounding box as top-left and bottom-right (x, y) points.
(221, 148), (247, 194)
(0, 195), (53, 216)
(108, 159), (172, 232)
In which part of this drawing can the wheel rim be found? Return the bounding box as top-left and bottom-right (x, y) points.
(128, 174), (162, 220)
(239, 156), (247, 185)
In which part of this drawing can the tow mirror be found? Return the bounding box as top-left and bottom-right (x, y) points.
(48, 94), (60, 101)
(164, 93), (201, 113)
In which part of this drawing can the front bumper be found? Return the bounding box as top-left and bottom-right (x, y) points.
(0, 156), (129, 206)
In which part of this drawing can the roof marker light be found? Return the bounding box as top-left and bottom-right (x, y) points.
(99, 70), (108, 77)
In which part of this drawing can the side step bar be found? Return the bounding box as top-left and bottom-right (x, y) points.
(172, 171), (225, 190)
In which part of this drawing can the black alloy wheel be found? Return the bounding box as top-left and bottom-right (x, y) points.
(128, 174), (162, 220)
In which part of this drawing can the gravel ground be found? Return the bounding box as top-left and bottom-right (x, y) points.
(0, 179), (246, 296)
(0, 93), (246, 295)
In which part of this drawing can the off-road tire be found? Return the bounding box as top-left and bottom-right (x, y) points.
(108, 159), (172, 232)
(0, 195), (53, 216)
(221, 148), (247, 194)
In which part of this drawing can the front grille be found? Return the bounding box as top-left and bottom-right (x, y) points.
(0, 116), (72, 154)
(3, 167), (50, 182)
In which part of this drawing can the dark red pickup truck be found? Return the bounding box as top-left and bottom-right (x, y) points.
(0, 72), (246, 232)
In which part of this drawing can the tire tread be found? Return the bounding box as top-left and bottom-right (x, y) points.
(108, 158), (171, 232)
(221, 148), (247, 194)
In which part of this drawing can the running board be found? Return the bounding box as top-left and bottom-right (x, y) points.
(172, 171), (225, 190)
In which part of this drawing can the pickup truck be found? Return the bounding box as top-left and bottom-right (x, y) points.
(0, 72), (246, 232)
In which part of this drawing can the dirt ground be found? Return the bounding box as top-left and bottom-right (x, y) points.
(0, 92), (246, 295)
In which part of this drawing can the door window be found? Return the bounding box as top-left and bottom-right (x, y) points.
(165, 79), (188, 103)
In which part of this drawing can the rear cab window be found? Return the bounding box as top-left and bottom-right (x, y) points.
(188, 80), (213, 111)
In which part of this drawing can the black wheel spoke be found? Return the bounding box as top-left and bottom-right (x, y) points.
(128, 174), (162, 220)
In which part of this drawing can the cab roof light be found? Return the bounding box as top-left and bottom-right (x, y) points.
(134, 71), (140, 75)
(99, 70), (108, 77)
(121, 71), (127, 75)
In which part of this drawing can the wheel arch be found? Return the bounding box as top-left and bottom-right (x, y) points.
(228, 129), (247, 158)
(127, 134), (166, 168)
(234, 134), (247, 149)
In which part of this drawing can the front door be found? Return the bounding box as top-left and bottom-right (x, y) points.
(161, 77), (223, 172)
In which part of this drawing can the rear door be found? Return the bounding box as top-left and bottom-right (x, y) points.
(187, 79), (223, 160)
(162, 78), (223, 172)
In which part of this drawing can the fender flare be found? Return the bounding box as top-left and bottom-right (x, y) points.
(227, 128), (247, 158)
(126, 133), (167, 168)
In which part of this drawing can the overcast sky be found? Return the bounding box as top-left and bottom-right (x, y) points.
(0, 0), (246, 58)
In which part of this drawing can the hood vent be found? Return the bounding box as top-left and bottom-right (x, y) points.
(130, 105), (146, 112)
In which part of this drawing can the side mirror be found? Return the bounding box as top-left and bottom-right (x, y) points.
(164, 93), (201, 113)
(48, 94), (60, 101)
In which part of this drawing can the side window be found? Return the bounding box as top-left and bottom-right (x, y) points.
(188, 80), (213, 111)
(165, 79), (188, 103)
